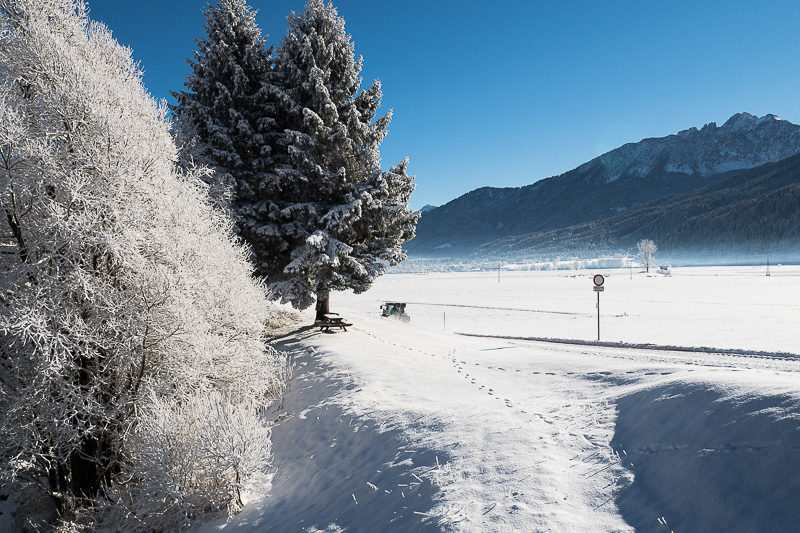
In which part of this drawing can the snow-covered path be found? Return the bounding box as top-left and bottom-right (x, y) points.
(205, 267), (800, 532)
(199, 333), (443, 533)
(292, 267), (800, 531)
(299, 307), (800, 532)
(310, 314), (632, 531)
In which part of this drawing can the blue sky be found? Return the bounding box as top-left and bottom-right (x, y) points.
(90, 0), (800, 210)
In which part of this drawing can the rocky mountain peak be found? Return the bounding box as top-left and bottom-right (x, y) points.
(586, 112), (800, 181)
(721, 111), (759, 130)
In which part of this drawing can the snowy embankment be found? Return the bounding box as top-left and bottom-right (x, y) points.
(203, 266), (800, 531)
(197, 331), (443, 533)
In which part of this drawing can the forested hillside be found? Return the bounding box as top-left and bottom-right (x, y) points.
(479, 153), (800, 256)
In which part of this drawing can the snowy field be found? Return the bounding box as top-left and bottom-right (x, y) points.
(342, 265), (800, 354)
(208, 266), (800, 532)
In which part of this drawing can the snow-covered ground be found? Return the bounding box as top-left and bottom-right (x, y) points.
(346, 265), (799, 353)
(206, 266), (800, 532)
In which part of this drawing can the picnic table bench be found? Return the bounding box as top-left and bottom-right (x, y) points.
(314, 312), (352, 332)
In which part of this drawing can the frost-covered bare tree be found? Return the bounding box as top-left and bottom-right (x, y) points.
(0, 0), (289, 528)
(638, 239), (658, 273)
(174, 0), (418, 318)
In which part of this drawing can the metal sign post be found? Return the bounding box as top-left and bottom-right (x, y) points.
(592, 274), (605, 341)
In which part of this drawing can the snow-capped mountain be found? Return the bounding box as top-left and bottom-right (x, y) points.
(587, 113), (800, 182)
(408, 113), (800, 256)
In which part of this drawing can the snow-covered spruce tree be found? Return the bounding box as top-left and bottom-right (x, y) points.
(263, 0), (418, 317)
(171, 0), (278, 213)
(175, 0), (418, 318)
(0, 0), (288, 528)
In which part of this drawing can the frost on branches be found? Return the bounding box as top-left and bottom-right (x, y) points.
(638, 239), (658, 273)
(175, 0), (418, 316)
(0, 0), (289, 529)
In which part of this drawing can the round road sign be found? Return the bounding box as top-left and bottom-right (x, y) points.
(593, 274), (605, 287)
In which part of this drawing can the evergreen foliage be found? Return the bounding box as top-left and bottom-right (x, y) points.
(265, 0), (417, 313)
(174, 0), (418, 313)
(171, 0), (278, 211)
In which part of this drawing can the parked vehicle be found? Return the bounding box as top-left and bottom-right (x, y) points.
(381, 302), (410, 322)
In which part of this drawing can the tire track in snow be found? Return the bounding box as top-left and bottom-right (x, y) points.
(480, 335), (800, 377)
(404, 301), (590, 317)
(455, 332), (800, 363)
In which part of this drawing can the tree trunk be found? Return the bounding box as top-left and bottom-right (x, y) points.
(69, 439), (100, 499)
(315, 290), (330, 321)
(4, 207), (28, 263)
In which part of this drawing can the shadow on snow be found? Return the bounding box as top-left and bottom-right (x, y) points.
(612, 383), (800, 532)
(201, 328), (445, 532)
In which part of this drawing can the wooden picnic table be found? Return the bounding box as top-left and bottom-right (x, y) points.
(315, 313), (352, 332)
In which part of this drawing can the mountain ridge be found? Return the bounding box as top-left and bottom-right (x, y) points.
(478, 153), (800, 257)
(409, 112), (800, 256)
